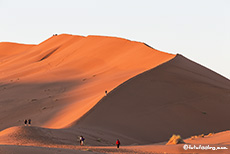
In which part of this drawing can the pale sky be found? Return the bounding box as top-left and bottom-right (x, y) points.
(0, 0), (229, 79)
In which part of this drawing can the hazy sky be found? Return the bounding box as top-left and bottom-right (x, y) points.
(0, 0), (229, 78)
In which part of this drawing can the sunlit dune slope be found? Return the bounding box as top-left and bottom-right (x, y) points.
(122, 131), (230, 154)
(0, 125), (137, 146)
(185, 130), (230, 145)
(75, 54), (230, 145)
(1, 126), (230, 153)
(0, 34), (175, 130)
(0, 126), (71, 145)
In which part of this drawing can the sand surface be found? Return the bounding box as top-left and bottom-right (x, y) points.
(75, 54), (230, 145)
(0, 145), (98, 154)
(0, 126), (229, 153)
(0, 34), (174, 130)
(0, 34), (230, 154)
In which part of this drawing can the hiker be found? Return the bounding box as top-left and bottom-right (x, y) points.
(28, 119), (31, 126)
(79, 136), (82, 145)
(116, 139), (120, 148)
(24, 119), (27, 126)
(79, 136), (85, 146)
(105, 90), (107, 96)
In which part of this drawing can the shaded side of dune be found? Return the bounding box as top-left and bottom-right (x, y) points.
(74, 54), (230, 145)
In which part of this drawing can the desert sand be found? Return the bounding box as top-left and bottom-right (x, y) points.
(0, 34), (175, 130)
(0, 34), (230, 154)
(75, 54), (230, 145)
(0, 126), (230, 153)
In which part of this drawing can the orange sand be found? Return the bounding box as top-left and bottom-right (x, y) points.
(0, 126), (229, 153)
(75, 54), (230, 145)
(1, 34), (230, 154)
(0, 34), (175, 130)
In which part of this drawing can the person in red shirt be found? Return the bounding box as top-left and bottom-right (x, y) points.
(116, 139), (120, 148)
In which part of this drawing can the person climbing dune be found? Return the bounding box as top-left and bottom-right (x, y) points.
(105, 90), (107, 96)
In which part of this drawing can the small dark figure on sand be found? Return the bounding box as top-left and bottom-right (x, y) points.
(105, 90), (107, 96)
(28, 119), (31, 126)
(79, 136), (85, 146)
(116, 139), (120, 148)
(24, 119), (27, 126)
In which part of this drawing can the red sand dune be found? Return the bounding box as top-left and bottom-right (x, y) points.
(74, 54), (230, 145)
(1, 34), (230, 154)
(0, 34), (175, 130)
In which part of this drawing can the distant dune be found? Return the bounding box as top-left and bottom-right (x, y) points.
(1, 34), (230, 153)
(0, 42), (35, 59)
